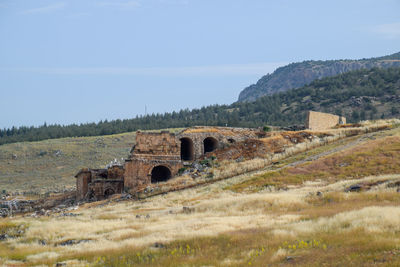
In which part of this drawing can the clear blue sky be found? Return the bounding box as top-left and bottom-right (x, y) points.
(0, 0), (399, 129)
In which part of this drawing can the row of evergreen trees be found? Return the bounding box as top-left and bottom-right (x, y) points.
(0, 103), (291, 145)
(1, 67), (400, 146)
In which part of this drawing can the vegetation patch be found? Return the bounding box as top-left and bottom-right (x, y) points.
(229, 135), (400, 192)
(42, 228), (400, 266)
(0, 220), (26, 239)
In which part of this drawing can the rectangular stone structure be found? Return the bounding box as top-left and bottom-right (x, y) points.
(306, 111), (346, 131)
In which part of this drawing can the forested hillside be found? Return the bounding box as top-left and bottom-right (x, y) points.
(1, 67), (400, 145)
(238, 51), (400, 102)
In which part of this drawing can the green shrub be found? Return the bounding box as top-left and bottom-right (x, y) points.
(263, 126), (271, 132)
(178, 168), (187, 175)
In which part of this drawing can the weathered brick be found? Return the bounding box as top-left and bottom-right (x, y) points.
(306, 111), (346, 131)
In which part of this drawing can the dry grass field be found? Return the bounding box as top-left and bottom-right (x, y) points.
(1, 122), (400, 266)
(229, 132), (400, 192)
(0, 132), (135, 194)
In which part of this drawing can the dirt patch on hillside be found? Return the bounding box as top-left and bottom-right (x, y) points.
(287, 136), (400, 178)
(207, 131), (331, 160)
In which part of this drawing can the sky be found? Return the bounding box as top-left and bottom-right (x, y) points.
(0, 0), (399, 129)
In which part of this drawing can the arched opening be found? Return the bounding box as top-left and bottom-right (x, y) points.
(203, 137), (218, 154)
(180, 138), (194, 161)
(104, 188), (115, 198)
(151, 165), (171, 183)
(228, 138), (235, 144)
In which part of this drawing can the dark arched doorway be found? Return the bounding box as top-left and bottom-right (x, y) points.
(203, 137), (218, 154)
(104, 188), (115, 198)
(180, 138), (194, 161)
(151, 165), (172, 183)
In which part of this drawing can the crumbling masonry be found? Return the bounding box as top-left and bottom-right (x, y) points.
(123, 127), (259, 193)
(75, 166), (124, 201)
(306, 111), (346, 131)
(75, 111), (346, 200)
(75, 126), (260, 200)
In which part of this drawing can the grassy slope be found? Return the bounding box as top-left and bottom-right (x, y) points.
(0, 129), (186, 194)
(0, 133), (141, 193)
(1, 126), (400, 266)
(229, 132), (400, 192)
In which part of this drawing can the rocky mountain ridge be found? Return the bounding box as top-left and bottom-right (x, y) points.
(238, 52), (400, 102)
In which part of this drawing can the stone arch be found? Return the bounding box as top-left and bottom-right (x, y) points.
(203, 137), (218, 154)
(151, 165), (172, 183)
(180, 137), (194, 161)
(104, 188), (115, 198)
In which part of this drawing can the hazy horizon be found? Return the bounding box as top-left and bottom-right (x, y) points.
(1, 0), (399, 129)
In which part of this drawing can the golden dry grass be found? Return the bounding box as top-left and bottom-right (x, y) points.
(1, 121), (400, 266)
(1, 172), (400, 266)
(229, 127), (400, 193)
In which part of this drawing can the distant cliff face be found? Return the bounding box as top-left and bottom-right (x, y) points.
(238, 52), (400, 102)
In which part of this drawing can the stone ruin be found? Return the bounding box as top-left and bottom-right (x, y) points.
(123, 127), (260, 193)
(75, 165), (124, 201)
(75, 126), (260, 200)
(76, 111), (346, 200)
(306, 111), (346, 131)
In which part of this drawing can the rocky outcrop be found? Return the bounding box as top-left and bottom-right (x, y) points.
(238, 52), (400, 102)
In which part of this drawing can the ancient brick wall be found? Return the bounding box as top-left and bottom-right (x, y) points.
(107, 165), (124, 179)
(306, 111), (346, 131)
(177, 126), (260, 160)
(123, 127), (266, 193)
(75, 169), (91, 200)
(124, 130), (182, 192)
(90, 180), (124, 200)
(134, 131), (179, 155)
(124, 158), (182, 192)
(177, 132), (221, 159)
(75, 167), (124, 200)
